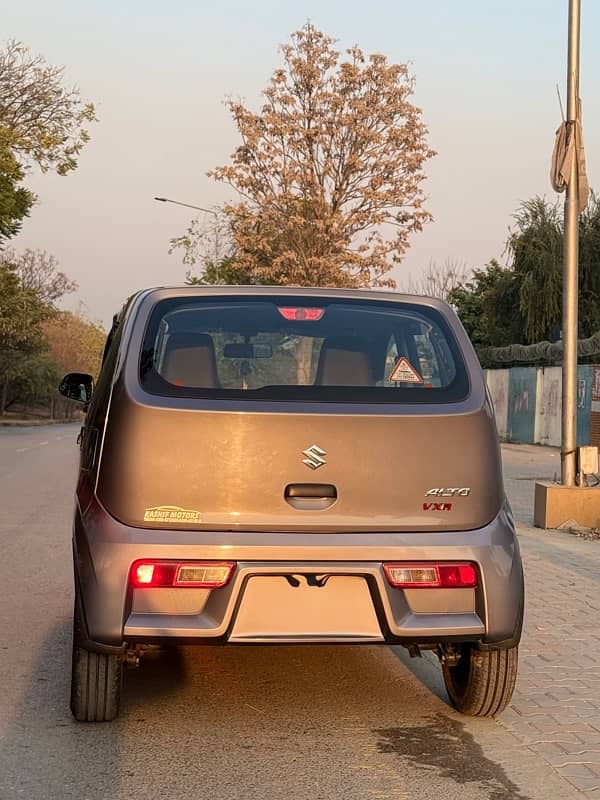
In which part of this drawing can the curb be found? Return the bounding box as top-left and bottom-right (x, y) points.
(0, 419), (78, 427)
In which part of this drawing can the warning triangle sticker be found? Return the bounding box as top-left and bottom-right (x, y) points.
(389, 357), (423, 384)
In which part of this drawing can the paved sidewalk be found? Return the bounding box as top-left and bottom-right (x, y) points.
(500, 445), (600, 796)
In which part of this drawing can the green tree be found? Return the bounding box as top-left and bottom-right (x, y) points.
(578, 191), (600, 336)
(502, 193), (600, 344)
(0, 39), (96, 246)
(7, 351), (59, 411)
(171, 209), (252, 285)
(448, 260), (523, 349)
(507, 197), (562, 344)
(0, 128), (34, 243)
(184, 256), (253, 286)
(0, 39), (96, 175)
(450, 193), (600, 353)
(0, 261), (51, 413)
(0, 250), (83, 416)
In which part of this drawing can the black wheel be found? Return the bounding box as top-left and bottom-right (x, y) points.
(70, 604), (123, 722)
(442, 644), (518, 717)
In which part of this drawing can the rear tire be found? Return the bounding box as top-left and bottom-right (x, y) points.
(442, 644), (518, 717)
(70, 604), (123, 722)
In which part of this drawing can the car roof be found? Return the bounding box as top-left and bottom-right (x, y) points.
(129, 285), (454, 314)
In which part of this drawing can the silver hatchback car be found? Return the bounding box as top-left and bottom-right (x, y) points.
(60, 287), (524, 721)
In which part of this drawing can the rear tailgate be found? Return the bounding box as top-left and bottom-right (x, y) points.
(97, 396), (502, 532)
(95, 290), (502, 533)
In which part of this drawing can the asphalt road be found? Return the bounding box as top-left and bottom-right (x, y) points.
(0, 425), (577, 800)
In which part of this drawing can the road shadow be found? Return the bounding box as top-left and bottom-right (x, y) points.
(391, 645), (450, 703)
(120, 645), (187, 719)
(1, 627), (532, 800)
(0, 621), (186, 800)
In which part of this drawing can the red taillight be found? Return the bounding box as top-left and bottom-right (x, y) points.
(278, 307), (324, 321)
(383, 562), (478, 589)
(135, 563), (155, 585)
(131, 561), (235, 588)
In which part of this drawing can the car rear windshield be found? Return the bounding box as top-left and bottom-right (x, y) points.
(139, 296), (470, 403)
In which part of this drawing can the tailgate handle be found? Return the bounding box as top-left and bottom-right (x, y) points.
(284, 483), (337, 510)
(285, 483), (337, 498)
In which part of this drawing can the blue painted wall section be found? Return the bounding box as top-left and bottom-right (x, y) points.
(486, 365), (593, 446)
(507, 367), (537, 444)
(577, 365), (592, 446)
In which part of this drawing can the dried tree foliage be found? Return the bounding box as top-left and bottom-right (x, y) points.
(207, 24), (435, 287)
(43, 309), (106, 378)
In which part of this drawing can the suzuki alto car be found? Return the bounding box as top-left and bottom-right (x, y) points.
(60, 287), (524, 721)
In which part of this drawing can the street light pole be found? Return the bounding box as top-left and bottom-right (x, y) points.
(561, 0), (581, 487)
(154, 196), (217, 216)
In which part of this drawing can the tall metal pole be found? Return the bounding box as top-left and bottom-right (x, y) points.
(561, 0), (581, 486)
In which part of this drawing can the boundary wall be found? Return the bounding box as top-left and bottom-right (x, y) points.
(485, 365), (596, 447)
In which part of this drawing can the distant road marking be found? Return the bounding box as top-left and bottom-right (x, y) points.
(15, 440), (51, 453)
(10, 435), (75, 456)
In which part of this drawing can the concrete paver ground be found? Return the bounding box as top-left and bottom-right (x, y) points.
(501, 445), (600, 796)
(371, 443), (600, 797)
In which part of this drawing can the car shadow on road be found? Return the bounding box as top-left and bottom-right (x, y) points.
(391, 645), (450, 703)
(1, 627), (532, 800)
(125, 643), (532, 799)
(120, 644), (188, 717)
(0, 621), (187, 800)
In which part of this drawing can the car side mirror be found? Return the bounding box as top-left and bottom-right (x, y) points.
(59, 373), (94, 404)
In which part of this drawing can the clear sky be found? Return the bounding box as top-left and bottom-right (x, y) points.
(4, 0), (599, 329)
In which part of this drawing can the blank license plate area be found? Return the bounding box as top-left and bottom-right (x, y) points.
(230, 575), (383, 641)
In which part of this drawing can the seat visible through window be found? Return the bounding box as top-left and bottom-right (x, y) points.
(161, 332), (220, 387)
(315, 336), (372, 386)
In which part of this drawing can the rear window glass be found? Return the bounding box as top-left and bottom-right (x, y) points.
(139, 296), (470, 403)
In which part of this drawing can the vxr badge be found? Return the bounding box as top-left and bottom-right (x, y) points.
(302, 444), (327, 470)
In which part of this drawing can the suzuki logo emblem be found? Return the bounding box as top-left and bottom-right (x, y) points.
(302, 444), (327, 470)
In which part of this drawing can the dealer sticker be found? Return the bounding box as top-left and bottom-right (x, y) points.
(143, 505), (202, 523)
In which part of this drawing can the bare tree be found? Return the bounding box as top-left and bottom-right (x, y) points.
(170, 208), (235, 277)
(1, 247), (77, 304)
(405, 258), (471, 301)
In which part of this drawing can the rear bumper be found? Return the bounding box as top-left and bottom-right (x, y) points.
(74, 498), (523, 651)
